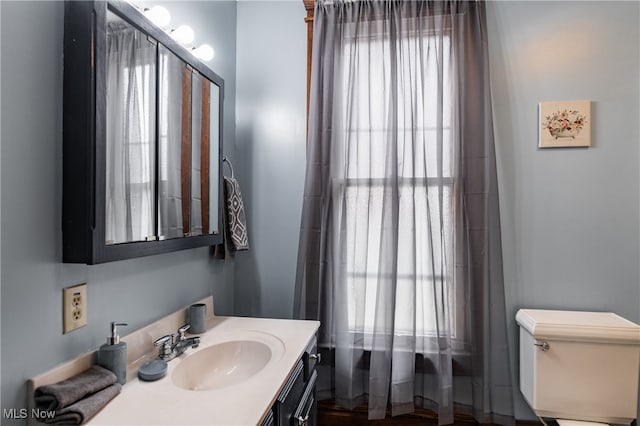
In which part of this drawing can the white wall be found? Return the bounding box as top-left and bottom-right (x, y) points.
(0, 1), (237, 419)
(486, 0), (640, 419)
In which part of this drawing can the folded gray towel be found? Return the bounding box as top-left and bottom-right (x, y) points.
(45, 383), (121, 425)
(34, 365), (117, 411)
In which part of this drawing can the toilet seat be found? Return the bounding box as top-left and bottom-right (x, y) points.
(556, 419), (609, 426)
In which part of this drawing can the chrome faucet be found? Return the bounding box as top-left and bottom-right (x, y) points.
(153, 324), (201, 361)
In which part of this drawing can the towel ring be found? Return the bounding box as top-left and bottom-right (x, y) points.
(222, 156), (234, 178)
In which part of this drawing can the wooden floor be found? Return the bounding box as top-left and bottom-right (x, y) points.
(317, 400), (541, 426)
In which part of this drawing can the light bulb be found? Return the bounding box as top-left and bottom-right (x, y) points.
(145, 5), (171, 28)
(171, 25), (194, 45)
(193, 44), (214, 61)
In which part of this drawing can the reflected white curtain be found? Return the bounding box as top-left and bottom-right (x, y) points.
(105, 23), (156, 244)
(158, 46), (186, 239)
(294, 1), (513, 424)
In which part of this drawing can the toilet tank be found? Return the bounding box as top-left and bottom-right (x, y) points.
(516, 309), (640, 424)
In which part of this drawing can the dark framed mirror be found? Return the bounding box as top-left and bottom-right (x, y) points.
(62, 0), (224, 264)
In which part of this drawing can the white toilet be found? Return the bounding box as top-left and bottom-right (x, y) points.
(516, 309), (640, 425)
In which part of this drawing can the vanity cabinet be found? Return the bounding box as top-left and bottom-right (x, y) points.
(62, 0), (224, 264)
(262, 336), (318, 426)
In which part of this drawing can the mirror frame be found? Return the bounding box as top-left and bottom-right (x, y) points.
(62, 0), (224, 264)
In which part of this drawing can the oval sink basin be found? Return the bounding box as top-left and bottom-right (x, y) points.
(172, 340), (272, 391)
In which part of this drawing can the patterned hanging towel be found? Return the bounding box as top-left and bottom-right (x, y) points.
(223, 174), (249, 250)
(216, 157), (249, 253)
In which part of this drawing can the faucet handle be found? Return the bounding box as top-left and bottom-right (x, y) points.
(153, 335), (173, 360)
(177, 324), (190, 339)
(191, 336), (201, 349)
(154, 335), (172, 346)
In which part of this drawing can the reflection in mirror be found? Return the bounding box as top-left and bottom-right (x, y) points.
(158, 45), (189, 239)
(190, 75), (220, 236)
(209, 82), (220, 235)
(157, 46), (221, 239)
(63, 1), (225, 264)
(105, 11), (157, 245)
(191, 73), (204, 236)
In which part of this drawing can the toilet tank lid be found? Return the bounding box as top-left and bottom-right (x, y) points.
(516, 309), (640, 344)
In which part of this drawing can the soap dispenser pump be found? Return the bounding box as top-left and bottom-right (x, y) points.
(98, 322), (128, 384)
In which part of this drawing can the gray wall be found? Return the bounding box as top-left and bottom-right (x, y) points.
(0, 0), (237, 417)
(486, 0), (640, 419)
(234, 1), (307, 318)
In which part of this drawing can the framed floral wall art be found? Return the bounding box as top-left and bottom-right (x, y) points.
(539, 100), (591, 148)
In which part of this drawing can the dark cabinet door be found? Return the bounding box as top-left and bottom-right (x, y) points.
(291, 370), (317, 426)
(271, 334), (319, 426)
(276, 361), (305, 425)
(274, 361), (318, 426)
(302, 336), (319, 383)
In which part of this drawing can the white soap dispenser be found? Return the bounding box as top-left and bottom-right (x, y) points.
(98, 322), (128, 384)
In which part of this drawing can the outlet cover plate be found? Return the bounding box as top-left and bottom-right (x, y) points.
(63, 283), (87, 333)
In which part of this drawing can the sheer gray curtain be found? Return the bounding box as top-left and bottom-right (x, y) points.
(294, 1), (513, 424)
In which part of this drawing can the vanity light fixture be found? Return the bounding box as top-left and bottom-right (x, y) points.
(193, 44), (215, 62)
(138, 3), (215, 62)
(170, 25), (195, 45)
(144, 5), (171, 28)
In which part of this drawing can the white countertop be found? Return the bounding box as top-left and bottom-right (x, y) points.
(88, 316), (320, 425)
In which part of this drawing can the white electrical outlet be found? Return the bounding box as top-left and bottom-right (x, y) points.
(63, 283), (87, 333)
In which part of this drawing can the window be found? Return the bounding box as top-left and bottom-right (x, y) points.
(339, 24), (461, 351)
